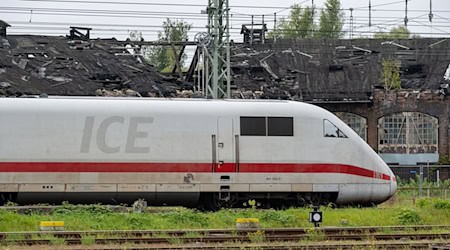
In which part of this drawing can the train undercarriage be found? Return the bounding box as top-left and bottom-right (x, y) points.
(0, 192), (339, 210)
(198, 192), (339, 210)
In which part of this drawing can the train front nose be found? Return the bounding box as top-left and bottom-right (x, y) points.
(389, 174), (397, 198)
(384, 163), (397, 199)
(376, 157), (397, 201)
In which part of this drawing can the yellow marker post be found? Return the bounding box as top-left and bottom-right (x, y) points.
(39, 221), (65, 231)
(236, 218), (260, 229)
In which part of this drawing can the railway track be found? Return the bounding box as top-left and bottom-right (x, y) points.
(63, 242), (450, 250)
(0, 225), (449, 248)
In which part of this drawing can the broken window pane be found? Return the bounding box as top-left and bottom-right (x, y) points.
(323, 120), (347, 138)
(268, 117), (293, 136)
(378, 112), (438, 154)
(335, 112), (367, 141)
(240, 117), (266, 136)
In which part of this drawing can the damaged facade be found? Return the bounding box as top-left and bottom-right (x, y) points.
(227, 38), (450, 168)
(228, 39), (449, 101)
(1, 22), (450, 171)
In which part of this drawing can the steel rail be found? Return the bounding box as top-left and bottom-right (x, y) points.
(1, 232), (449, 246)
(1, 239), (448, 250)
(1, 224), (449, 240)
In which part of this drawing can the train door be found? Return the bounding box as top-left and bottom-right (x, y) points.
(215, 117), (235, 172)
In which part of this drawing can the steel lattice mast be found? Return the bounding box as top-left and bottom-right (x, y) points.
(206, 0), (231, 99)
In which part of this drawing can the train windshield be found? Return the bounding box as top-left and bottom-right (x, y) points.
(323, 119), (347, 138)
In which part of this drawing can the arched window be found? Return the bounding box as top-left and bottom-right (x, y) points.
(378, 112), (438, 154)
(335, 112), (367, 141)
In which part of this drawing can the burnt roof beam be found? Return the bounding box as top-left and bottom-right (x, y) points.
(381, 41), (411, 50)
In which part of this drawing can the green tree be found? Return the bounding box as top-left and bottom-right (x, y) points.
(374, 26), (411, 39)
(381, 59), (401, 90)
(317, 0), (344, 39)
(270, 0), (344, 39)
(272, 4), (316, 39)
(148, 18), (192, 73)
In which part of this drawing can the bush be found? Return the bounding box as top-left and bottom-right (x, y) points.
(417, 198), (433, 208)
(417, 198), (450, 209)
(434, 199), (450, 209)
(396, 209), (422, 225)
(53, 203), (113, 215)
(164, 210), (208, 228)
(260, 210), (296, 226)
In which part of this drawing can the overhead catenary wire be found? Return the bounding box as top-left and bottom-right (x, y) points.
(8, 24), (450, 37)
(5, 23), (450, 38)
(10, 22), (450, 32)
(17, 0), (450, 13)
(7, 11), (446, 30)
(354, 0), (405, 9)
(2, 5), (450, 20)
(0, 0), (447, 40)
(410, 19), (449, 34)
(3, 8), (449, 27)
(6, 12), (447, 34)
(3, 9), (448, 24)
(353, 13), (427, 30)
(1, 6), (447, 24)
(20, 0), (308, 10)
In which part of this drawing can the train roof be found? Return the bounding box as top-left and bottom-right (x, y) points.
(1, 96), (325, 118)
(48, 96), (292, 103)
(0, 96), (296, 105)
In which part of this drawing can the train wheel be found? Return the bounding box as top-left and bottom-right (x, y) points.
(295, 196), (307, 207)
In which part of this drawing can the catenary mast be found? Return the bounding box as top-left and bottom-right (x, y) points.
(206, 0), (231, 99)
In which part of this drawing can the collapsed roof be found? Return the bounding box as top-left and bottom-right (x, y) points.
(0, 35), (192, 97)
(230, 38), (450, 102)
(0, 31), (449, 101)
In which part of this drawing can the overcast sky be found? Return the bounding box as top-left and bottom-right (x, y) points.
(1, 0), (449, 41)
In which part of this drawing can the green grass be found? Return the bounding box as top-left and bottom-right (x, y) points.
(80, 234), (96, 246)
(247, 230), (266, 243)
(0, 193), (449, 232)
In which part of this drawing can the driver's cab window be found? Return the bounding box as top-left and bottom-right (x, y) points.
(324, 119), (347, 138)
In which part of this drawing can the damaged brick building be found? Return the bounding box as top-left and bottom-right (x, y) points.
(229, 37), (450, 179)
(1, 22), (450, 179)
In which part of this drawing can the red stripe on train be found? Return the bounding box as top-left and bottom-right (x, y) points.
(0, 162), (212, 173)
(239, 163), (391, 181)
(0, 162), (391, 180)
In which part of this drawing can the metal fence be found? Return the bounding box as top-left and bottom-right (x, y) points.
(390, 165), (450, 182)
(398, 187), (450, 199)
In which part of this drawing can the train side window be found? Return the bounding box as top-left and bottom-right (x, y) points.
(323, 119), (347, 138)
(240, 117), (266, 136)
(268, 117), (293, 136)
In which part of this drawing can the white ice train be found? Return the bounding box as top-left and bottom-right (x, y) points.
(0, 97), (396, 209)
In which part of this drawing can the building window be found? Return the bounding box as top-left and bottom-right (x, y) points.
(323, 119), (347, 138)
(335, 112), (367, 141)
(378, 112), (438, 154)
(240, 117), (266, 136)
(268, 117), (293, 136)
(240, 116), (294, 136)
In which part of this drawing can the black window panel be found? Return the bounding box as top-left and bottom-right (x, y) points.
(240, 117), (266, 136)
(268, 117), (294, 136)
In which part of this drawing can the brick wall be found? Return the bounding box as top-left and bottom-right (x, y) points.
(318, 89), (449, 158)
